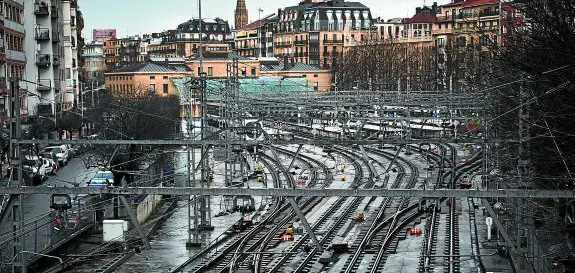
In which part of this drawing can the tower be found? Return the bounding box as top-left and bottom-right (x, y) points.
(235, 0), (248, 29)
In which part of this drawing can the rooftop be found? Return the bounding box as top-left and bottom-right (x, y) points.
(404, 12), (436, 24)
(261, 61), (326, 72)
(172, 76), (314, 101)
(442, 0), (499, 8)
(108, 62), (185, 73)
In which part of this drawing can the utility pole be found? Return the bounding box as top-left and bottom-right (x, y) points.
(197, 0), (212, 231)
(9, 79), (25, 273)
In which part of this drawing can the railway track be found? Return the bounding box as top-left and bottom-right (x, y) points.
(338, 146), (422, 273)
(265, 147), (379, 273)
(190, 146), (333, 273)
(418, 147), (483, 273)
(179, 149), (326, 273)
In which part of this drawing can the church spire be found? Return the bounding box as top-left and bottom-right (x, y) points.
(235, 0), (248, 29)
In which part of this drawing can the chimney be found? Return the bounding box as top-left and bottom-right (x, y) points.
(432, 2), (438, 14)
(283, 55), (289, 70)
(164, 58), (169, 68)
(290, 57), (295, 68)
(416, 7), (422, 14)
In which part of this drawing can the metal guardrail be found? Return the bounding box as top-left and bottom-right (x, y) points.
(0, 194), (97, 266)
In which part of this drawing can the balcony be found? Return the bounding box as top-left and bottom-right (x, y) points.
(433, 28), (454, 35)
(37, 103), (54, 116)
(0, 77), (7, 95)
(52, 55), (60, 66)
(479, 10), (500, 17)
(36, 54), (51, 67)
(34, 2), (50, 16)
(274, 42), (293, 48)
(436, 16), (454, 22)
(309, 52), (320, 59)
(294, 40), (308, 46)
(52, 31), (60, 42)
(37, 79), (51, 92)
(35, 28), (50, 41)
(51, 5), (59, 18)
(323, 39), (343, 44)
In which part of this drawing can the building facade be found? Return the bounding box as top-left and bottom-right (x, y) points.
(23, 0), (65, 117)
(275, 0), (373, 68)
(147, 18), (232, 59)
(0, 0), (26, 123)
(82, 41), (105, 85)
(186, 52), (261, 78)
(235, 15), (277, 58)
(104, 62), (191, 97)
(62, 0), (81, 110)
(103, 36), (142, 72)
(261, 58), (332, 91)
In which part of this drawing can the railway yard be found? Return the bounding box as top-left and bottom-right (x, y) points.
(0, 89), (553, 273)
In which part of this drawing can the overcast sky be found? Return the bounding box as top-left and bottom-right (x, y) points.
(81, 0), (451, 40)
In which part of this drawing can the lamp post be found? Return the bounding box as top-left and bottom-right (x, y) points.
(81, 88), (100, 135)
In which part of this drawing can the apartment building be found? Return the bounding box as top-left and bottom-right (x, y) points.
(147, 18), (233, 59)
(62, 0), (83, 110)
(235, 14), (277, 58)
(82, 41), (104, 85)
(103, 36), (141, 72)
(0, 0), (25, 123)
(23, 0), (65, 117)
(275, 0), (373, 68)
(435, 0), (504, 49)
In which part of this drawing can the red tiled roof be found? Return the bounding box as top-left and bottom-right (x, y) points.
(404, 12), (436, 24)
(243, 19), (267, 30)
(442, 0), (499, 8)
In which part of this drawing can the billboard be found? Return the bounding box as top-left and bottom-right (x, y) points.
(93, 29), (117, 41)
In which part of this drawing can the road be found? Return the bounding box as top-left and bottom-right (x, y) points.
(0, 155), (99, 265)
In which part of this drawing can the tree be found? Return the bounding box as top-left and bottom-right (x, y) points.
(57, 111), (83, 139)
(497, 0), (575, 188)
(85, 85), (180, 184)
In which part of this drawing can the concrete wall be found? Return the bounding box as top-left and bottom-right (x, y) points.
(135, 194), (163, 224)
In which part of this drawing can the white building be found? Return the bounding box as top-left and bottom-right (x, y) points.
(62, 0), (80, 110)
(23, 0), (65, 117)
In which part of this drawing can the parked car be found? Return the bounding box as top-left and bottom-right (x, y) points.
(39, 153), (59, 175)
(44, 146), (68, 167)
(22, 159), (47, 185)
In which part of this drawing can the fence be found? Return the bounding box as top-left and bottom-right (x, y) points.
(0, 194), (97, 267)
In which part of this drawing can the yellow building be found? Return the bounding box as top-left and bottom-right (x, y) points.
(261, 58), (332, 92)
(104, 62), (192, 97)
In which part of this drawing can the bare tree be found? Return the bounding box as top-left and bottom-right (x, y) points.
(84, 85), (180, 184)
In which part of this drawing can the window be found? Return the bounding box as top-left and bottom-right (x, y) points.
(163, 76), (168, 79)
(163, 84), (169, 94)
(208, 67), (213, 76)
(313, 74), (318, 78)
(149, 84), (155, 93)
(150, 76), (155, 79)
(251, 68), (256, 75)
